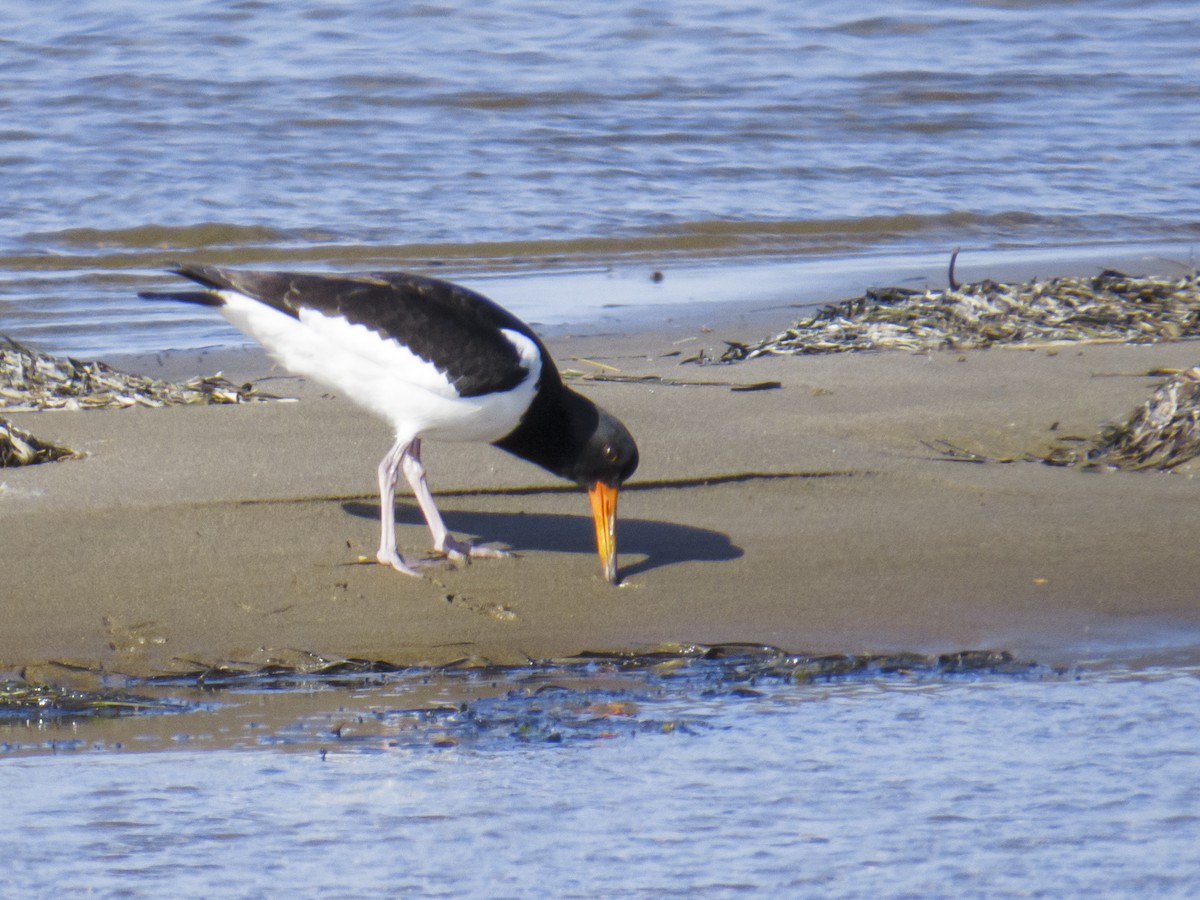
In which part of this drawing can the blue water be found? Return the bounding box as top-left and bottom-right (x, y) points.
(2, 664), (1199, 896)
(2, 0), (1199, 355)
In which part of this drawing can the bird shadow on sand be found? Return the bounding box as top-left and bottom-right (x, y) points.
(341, 501), (742, 578)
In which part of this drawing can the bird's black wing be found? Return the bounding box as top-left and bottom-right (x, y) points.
(167, 264), (551, 398)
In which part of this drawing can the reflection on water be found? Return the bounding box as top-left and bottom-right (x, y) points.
(2, 656), (1199, 895)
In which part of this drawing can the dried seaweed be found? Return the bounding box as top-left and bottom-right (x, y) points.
(921, 367), (1200, 471)
(1046, 366), (1200, 470)
(0, 416), (81, 467)
(1, 336), (284, 413)
(1, 337), (288, 466)
(722, 270), (1200, 361)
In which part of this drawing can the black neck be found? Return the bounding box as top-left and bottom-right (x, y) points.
(492, 376), (596, 482)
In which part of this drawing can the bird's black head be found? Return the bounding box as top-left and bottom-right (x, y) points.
(494, 383), (638, 487)
(565, 404), (639, 489)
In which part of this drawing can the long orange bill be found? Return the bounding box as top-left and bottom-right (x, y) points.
(587, 481), (620, 584)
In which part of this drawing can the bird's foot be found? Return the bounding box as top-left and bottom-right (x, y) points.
(376, 548), (424, 577)
(437, 535), (511, 563)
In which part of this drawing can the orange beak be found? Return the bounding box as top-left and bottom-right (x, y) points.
(587, 481), (620, 584)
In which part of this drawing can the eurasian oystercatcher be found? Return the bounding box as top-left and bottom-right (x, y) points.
(143, 265), (639, 583)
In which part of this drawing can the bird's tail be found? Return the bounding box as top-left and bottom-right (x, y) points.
(139, 263), (228, 306)
(138, 289), (224, 307)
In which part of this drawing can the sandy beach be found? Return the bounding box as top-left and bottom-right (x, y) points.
(4, 316), (1200, 677)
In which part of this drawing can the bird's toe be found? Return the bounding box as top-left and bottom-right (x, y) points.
(438, 535), (510, 562)
(377, 549), (424, 577)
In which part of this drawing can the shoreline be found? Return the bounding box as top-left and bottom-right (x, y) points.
(7, 238), (1196, 361)
(4, 256), (1200, 680)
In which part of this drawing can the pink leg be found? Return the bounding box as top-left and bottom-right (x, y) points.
(401, 439), (508, 561)
(376, 437), (421, 575)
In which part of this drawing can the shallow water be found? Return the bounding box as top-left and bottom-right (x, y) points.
(3, 659), (1199, 897)
(2, 0), (1199, 355)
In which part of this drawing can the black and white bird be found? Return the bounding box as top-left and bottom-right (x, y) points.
(143, 264), (639, 583)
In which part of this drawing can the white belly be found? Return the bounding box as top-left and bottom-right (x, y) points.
(219, 292), (541, 442)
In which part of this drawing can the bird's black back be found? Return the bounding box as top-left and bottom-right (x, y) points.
(172, 264), (553, 399)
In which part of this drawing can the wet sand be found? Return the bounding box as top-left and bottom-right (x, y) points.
(4, 322), (1200, 676)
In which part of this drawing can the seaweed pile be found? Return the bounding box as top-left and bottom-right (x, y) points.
(927, 366), (1200, 471)
(721, 269), (1200, 360)
(2, 337), (285, 467)
(1048, 365), (1200, 470)
(1, 337), (276, 412)
(0, 417), (80, 467)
